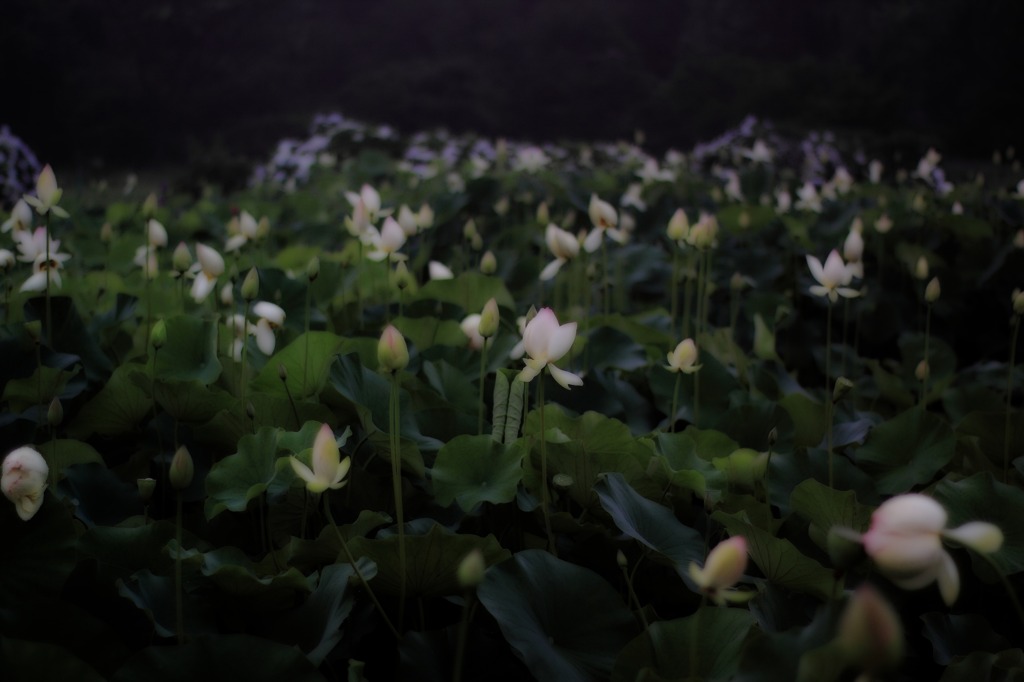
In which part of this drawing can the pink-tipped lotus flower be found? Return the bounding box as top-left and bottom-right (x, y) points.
(517, 307), (582, 390)
(290, 424), (351, 494)
(2, 446), (49, 520)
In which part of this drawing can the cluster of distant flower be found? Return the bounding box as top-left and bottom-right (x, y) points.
(0, 125), (41, 208)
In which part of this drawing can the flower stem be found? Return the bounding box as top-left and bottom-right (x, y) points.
(1006, 314), (1020, 482)
(389, 373), (407, 630)
(175, 492), (185, 644)
(324, 494), (402, 640)
(453, 591), (475, 682)
(537, 379), (557, 556)
(44, 212), (52, 347)
(240, 301), (250, 408)
(670, 248), (680, 337)
(826, 299), (834, 489)
(477, 344), (488, 435)
(921, 302), (932, 409)
(303, 279), (312, 397)
(669, 371), (681, 433)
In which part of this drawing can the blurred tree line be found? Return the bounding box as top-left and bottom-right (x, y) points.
(3, 0), (1021, 168)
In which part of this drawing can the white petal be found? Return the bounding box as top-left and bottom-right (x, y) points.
(539, 258), (565, 281)
(583, 227), (604, 253)
(546, 322), (577, 362)
(191, 272), (216, 302)
(806, 255), (825, 285)
(255, 319), (276, 355)
(523, 308), (558, 361)
(253, 301), (286, 326)
(936, 550), (960, 606)
(548, 364), (583, 390)
(942, 522), (1004, 554)
(20, 271), (47, 292)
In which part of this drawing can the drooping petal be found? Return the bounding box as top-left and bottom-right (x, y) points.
(539, 258), (566, 281)
(255, 319), (276, 355)
(546, 321), (577, 362)
(290, 457), (318, 487)
(548, 364), (583, 390)
(936, 550), (960, 606)
(19, 271), (47, 293)
(191, 272), (216, 302)
(582, 227), (604, 253)
(942, 522), (1004, 554)
(253, 301), (286, 326)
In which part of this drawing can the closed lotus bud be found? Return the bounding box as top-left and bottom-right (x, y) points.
(470, 233), (483, 251)
(753, 313), (777, 360)
(536, 201), (550, 225)
(457, 548), (487, 589)
(219, 282), (234, 307)
(47, 397), (63, 427)
(837, 585), (904, 674)
(100, 222), (115, 243)
(925, 277), (940, 303)
(377, 325), (409, 372)
(616, 550), (629, 569)
(392, 260), (415, 291)
(713, 448), (768, 489)
(169, 445), (194, 490)
(493, 196), (510, 216)
(172, 242), (192, 273)
(480, 250), (497, 275)
(2, 446), (49, 520)
(306, 256), (320, 282)
(479, 298), (499, 338)
(25, 320), (42, 344)
(914, 256), (929, 280)
(833, 376), (855, 403)
(142, 192), (159, 219)
(137, 477), (156, 503)
(1013, 289), (1024, 316)
(241, 267), (260, 301)
(666, 208), (689, 241)
(463, 218), (478, 241)
(150, 320), (167, 349)
(915, 359), (930, 382)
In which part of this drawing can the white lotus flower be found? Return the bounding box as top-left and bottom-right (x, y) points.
(517, 307), (582, 390)
(252, 301), (286, 355)
(190, 243), (225, 303)
(225, 211), (260, 252)
(583, 194), (622, 252)
(2, 446), (49, 520)
(366, 216), (407, 262)
(428, 260), (454, 280)
(289, 423), (351, 494)
(2, 199), (33, 234)
(666, 339), (701, 374)
(806, 250), (859, 303)
(688, 536), (749, 605)
(24, 165), (69, 218)
(743, 140), (773, 164)
(540, 224), (580, 281)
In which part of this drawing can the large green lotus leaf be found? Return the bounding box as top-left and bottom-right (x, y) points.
(922, 613), (1011, 665)
(39, 438), (104, 478)
(954, 411), (1024, 472)
(57, 462), (143, 527)
(415, 272), (515, 312)
(779, 392), (827, 449)
(111, 634), (324, 682)
(150, 379), (235, 422)
(736, 601), (842, 682)
(0, 491), (76, 609)
(78, 521), (178, 575)
(768, 446), (880, 514)
(345, 523), (509, 597)
(68, 364), (152, 438)
(205, 426), (282, 519)
(714, 398), (796, 452)
(478, 549), (638, 682)
(650, 431), (724, 498)
(249, 331), (343, 399)
(392, 315), (468, 350)
(273, 562), (356, 666)
(2, 364), (81, 413)
(287, 510), (392, 573)
(172, 543), (311, 604)
(933, 473), (1024, 576)
(249, 392), (336, 433)
(938, 649), (1024, 682)
(612, 608), (756, 682)
(153, 314), (221, 384)
(790, 479), (872, 550)
(523, 408), (650, 507)
(589, 312), (674, 350)
(431, 434), (524, 510)
(854, 407), (955, 494)
(0, 637), (105, 682)
(712, 510), (836, 601)
(24, 295), (113, 381)
(421, 359), (478, 413)
(648, 352), (738, 427)
(595, 472), (705, 575)
(585, 325), (648, 372)
(277, 420), (337, 454)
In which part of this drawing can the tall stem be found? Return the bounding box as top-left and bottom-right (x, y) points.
(537, 379), (556, 556)
(303, 279), (312, 397)
(670, 248), (680, 337)
(1006, 315), (1020, 482)
(324, 494), (401, 639)
(175, 493), (184, 644)
(921, 302), (932, 408)
(601, 240), (610, 318)
(682, 252), (694, 339)
(453, 592), (475, 682)
(477, 345), (488, 435)
(826, 299), (834, 488)
(389, 374), (407, 630)
(240, 301), (251, 407)
(44, 212), (52, 347)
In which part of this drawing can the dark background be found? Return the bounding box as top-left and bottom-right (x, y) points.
(3, 0), (1022, 169)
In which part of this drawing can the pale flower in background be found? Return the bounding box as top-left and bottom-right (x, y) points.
(583, 194), (623, 252)
(517, 307), (582, 389)
(190, 243), (225, 303)
(806, 250), (859, 302)
(2, 198), (33, 234)
(225, 211), (261, 252)
(252, 301), (286, 355)
(688, 536), (749, 605)
(540, 224), (580, 281)
(666, 339), (701, 374)
(366, 216), (408, 262)
(428, 260), (454, 280)
(795, 182), (823, 212)
(24, 164), (70, 218)
(2, 446), (49, 520)
(743, 139), (773, 164)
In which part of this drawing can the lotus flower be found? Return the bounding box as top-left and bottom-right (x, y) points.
(366, 216), (407, 262)
(861, 493), (1003, 606)
(190, 243), (225, 302)
(806, 250), (859, 303)
(666, 339), (701, 373)
(252, 301), (286, 355)
(2, 199), (33, 234)
(688, 536), (749, 604)
(225, 211), (261, 252)
(540, 224), (580, 281)
(290, 423), (351, 494)
(517, 307), (582, 389)
(24, 164), (69, 218)
(2, 446), (49, 520)
(583, 194), (622, 252)
(428, 260), (454, 280)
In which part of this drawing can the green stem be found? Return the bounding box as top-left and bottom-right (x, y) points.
(682, 253), (694, 339)
(690, 600), (705, 679)
(175, 493), (184, 644)
(620, 564), (650, 632)
(282, 378), (302, 429)
(453, 591), (474, 682)
(303, 279), (312, 397)
(390, 373), (407, 630)
(1006, 315), (1020, 482)
(477, 344), (488, 435)
(240, 301), (250, 406)
(145, 239), (153, 351)
(841, 296), (850, 378)
(324, 494), (402, 640)
(921, 302), (932, 408)
(670, 249), (680, 337)
(669, 371), (681, 433)
(826, 299), (834, 489)
(601, 240), (610, 318)
(44, 212), (52, 347)
(537, 379), (557, 556)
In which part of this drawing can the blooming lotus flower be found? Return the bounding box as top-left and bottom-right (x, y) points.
(252, 301), (286, 355)
(2, 199), (33, 234)
(290, 423), (351, 494)
(146, 218), (168, 247)
(225, 211), (260, 252)
(227, 313), (252, 361)
(832, 167), (854, 195)
(620, 183), (646, 212)
(843, 229), (865, 279)
(345, 184), (383, 237)
(795, 182), (822, 212)
(874, 213), (893, 234)
(190, 243), (225, 302)
(583, 194), (622, 252)
(806, 250), (859, 303)
(869, 160), (884, 184)
(14, 226), (63, 263)
(666, 339), (701, 373)
(861, 493), (1003, 606)
(133, 246), (159, 279)
(688, 536), (749, 604)
(517, 307), (582, 389)
(540, 224), (580, 281)
(743, 139), (773, 164)
(0, 249), (15, 270)
(428, 260), (454, 280)
(635, 158), (675, 184)
(366, 216), (407, 262)
(723, 170), (743, 202)
(512, 146), (550, 173)
(24, 165), (69, 218)
(687, 213), (719, 250)
(20, 252), (70, 293)
(396, 204), (419, 236)
(2, 446), (49, 520)
(775, 188), (792, 214)
(460, 314), (487, 350)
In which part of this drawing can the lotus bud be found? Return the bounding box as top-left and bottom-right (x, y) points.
(925, 277), (940, 303)
(150, 319), (167, 349)
(688, 536), (748, 603)
(536, 201), (550, 225)
(219, 282), (234, 307)
(832, 376), (855, 403)
(100, 222), (115, 243)
(463, 218), (478, 241)
(666, 208), (689, 242)
(169, 445), (194, 490)
(457, 548), (486, 589)
(141, 192), (159, 219)
(713, 448), (768, 489)
(493, 196), (510, 216)
(416, 203), (434, 230)
(137, 477), (157, 503)
(837, 585), (904, 674)
(241, 267), (260, 301)
(172, 242), (192, 273)
(392, 260), (415, 292)
(616, 550), (628, 569)
(480, 250), (497, 275)
(753, 313), (777, 360)
(378, 325), (409, 372)
(1013, 289), (1024, 316)
(915, 360), (930, 382)
(470, 233), (483, 251)
(306, 256), (320, 282)
(913, 256), (929, 280)
(47, 397), (63, 427)
(479, 298), (499, 338)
